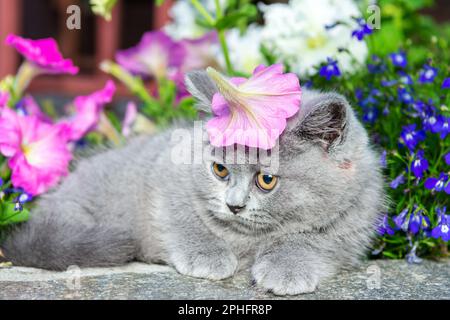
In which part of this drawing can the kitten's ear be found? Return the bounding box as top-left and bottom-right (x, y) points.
(292, 92), (349, 150)
(185, 70), (218, 113)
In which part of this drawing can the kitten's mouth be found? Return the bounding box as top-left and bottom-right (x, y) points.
(207, 209), (275, 234)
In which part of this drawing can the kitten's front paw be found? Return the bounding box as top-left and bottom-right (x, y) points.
(171, 245), (238, 281)
(251, 253), (319, 295)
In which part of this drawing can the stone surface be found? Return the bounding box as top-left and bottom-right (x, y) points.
(0, 260), (449, 300)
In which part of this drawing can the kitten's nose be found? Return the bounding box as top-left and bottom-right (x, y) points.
(227, 204), (245, 214)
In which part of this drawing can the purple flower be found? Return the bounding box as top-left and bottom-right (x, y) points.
(14, 192), (33, 212)
(444, 152), (450, 166)
(435, 116), (449, 139)
(411, 150), (429, 178)
(400, 124), (425, 151)
(431, 207), (449, 241)
(423, 113), (439, 132)
(442, 78), (450, 89)
(380, 150), (387, 168)
(390, 173), (406, 189)
(408, 208), (430, 235)
(5, 34), (78, 75)
(393, 208), (409, 231)
(424, 173), (450, 194)
(367, 55), (386, 74)
(406, 244), (422, 264)
(398, 87), (414, 104)
(389, 51), (407, 68)
(319, 58), (341, 80)
(378, 214), (395, 236)
(418, 64), (438, 84)
(381, 79), (397, 87)
(362, 107), (378, 124)
(398, 71), (413, 85)
(351, 18), (373, 41)
(116, 31), (185, 79)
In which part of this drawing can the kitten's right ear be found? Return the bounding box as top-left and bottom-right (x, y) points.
(185, 70), (218, 113)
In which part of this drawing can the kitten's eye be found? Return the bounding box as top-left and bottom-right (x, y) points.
(256, 173), (278, 192)
(212, 162), (229, 180)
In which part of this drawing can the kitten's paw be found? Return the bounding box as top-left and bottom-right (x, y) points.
(251, 254), (319, 295)
(171, 246), (238, 281)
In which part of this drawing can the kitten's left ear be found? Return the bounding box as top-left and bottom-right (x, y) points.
(185, 70), (218, 113)
(291, 92), (349, 150)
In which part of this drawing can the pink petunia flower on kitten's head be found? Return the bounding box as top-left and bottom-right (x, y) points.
(58, 80), (116, 142)
(5, 34), (79, 75)
(206, 64), (301, 150)
(0, 108), (72, 195)
(116, 31), (185, 79)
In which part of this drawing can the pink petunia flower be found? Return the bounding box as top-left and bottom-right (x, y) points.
(5, 34), (79, 75)
(58, 80), (116, 142)
(16, 95), (52, 123)
(116, 31), (185, 79)
(179, 31), (219, 72)
(0, 91), (9, 110)
(205, 64), (301, 150)
(168, 32), (219, 102)
(0, 108), (72, 195)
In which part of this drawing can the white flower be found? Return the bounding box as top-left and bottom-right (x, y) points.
(260, 0), (368, 76)
(224, 24), (265, 74)
(164, 0), (225, 40)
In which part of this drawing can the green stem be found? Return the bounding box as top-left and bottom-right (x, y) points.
(218, 30), (234, 75)
(190, 0), (215, 25)
(13, 61), (39, 102)
(190, 0), (234, 75)
(100, 60), (161, 119)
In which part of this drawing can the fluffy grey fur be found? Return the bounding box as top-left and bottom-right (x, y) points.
(0, 71), (385, 295)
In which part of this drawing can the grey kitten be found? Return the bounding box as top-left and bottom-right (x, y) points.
(1, 71), (385, 295)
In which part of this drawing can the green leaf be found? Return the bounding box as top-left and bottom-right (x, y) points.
(156, 0), (166, 6)
(214, 4), (257, 30)
(382, 251), (399, 259)
(367, 21), (404, 56)
(0, 203), (29, 226)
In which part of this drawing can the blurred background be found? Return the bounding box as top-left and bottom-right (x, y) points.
(1, 0), (449, 97)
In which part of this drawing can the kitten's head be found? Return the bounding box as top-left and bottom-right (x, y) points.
(186, 71), (373, 235)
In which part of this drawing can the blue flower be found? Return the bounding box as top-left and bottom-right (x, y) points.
(408, 208), (430, 235)
(445, 152), (450, 166)
(400, 124), (425, 151)
(377, 214), (395, 236)
(0, 177), (3, 188)
(418, 64), (438, 84)
(351, 18), (373, 41)
(390, 173), (406, 189)
(424, 173), (450, 194)
(431, 207), (449, 241)
(389, 51), (407, 68)
(319, 58), (341, 80)
(398, 71), (413, 85)
(380, 150), (387, 168)
(362, 107), (378, 124)
(406, 243), (422, 264)
(13, 192), (33, 212)
(423, 114), (439, 132)
(411, 150), (429, 178)
(398, 87), (414, 104)
(381, 79), (397, 87)
(435, 116), (449, 139)
(442, 78), (450, 89)
(367, 55), (386, 74)
(393, 208), (409, 231)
